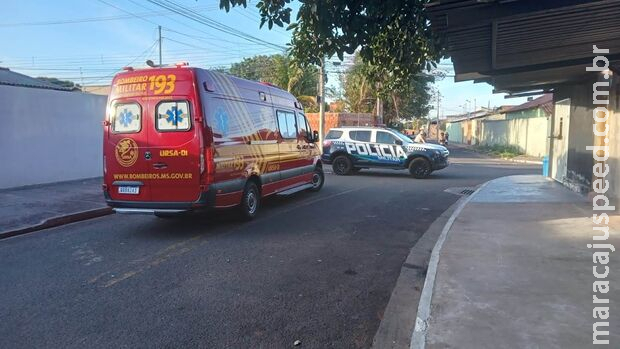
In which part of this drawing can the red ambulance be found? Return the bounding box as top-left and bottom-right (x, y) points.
(103, 64), (324, 219)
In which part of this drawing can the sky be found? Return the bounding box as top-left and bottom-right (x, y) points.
(0, 0), (528, 117)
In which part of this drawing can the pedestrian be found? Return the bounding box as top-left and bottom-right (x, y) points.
(414, 130), (426, 143)
(445, 131), (449, 145)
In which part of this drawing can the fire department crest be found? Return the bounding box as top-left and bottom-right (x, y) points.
(115, 138), (139, 167)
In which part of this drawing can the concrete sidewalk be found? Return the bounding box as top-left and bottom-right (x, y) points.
(417, 175), (620, 348)
(0, 178), (111, 239)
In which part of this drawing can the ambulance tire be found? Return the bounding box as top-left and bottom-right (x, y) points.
(332, 155), (353, 175)
(409, 158), (432, 179)
(239, 181), (260, 220)
(309, 166), (324, 192)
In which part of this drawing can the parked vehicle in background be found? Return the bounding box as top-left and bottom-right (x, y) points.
(321, 127), (449, 178)
(103, 64), (323, 219)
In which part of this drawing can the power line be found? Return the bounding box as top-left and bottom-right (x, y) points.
(146, 0), (286, 51)
(0, 5), (218, 27)
(96, 0), (285, 56)
(232, 7), (289, 37)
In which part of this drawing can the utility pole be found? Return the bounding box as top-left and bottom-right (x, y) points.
(79, 67), (84, 90)
(158, 25), (162, 66)
(436, 92), (441, 141)
(318, 56), (325, 144)
(376, 94), (383, 125)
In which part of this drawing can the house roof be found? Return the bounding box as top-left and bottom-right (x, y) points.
(426, 0), (620, 94)
(506, 94), (553, 115)
(445, 109), (493, 123)
(0, 67), (73, 91)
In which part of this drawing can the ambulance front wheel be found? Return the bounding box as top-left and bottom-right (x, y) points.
(332, 155), (352, 175)
(240, 181), (260, 220)
(309, 166), (324, 192)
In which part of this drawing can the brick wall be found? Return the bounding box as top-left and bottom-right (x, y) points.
(306, 112), (376, 135)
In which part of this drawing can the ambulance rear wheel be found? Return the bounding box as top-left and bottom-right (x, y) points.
(309, 166), (324, 192)
(409, 158), (431, 179)
(332, 155), (352, 175)
(240, 182), (260, 220)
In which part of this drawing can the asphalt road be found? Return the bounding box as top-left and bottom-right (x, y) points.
(0, 148), (538, 349)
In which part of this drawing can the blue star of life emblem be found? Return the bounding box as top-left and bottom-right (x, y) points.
(166, 106), (184, 125)
(119, 109), (134, 127)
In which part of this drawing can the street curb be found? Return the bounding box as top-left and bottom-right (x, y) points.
(500, 158), (543, 165)
(409, 180), (490, 349)
(371, 196), (468, 349)
(0, 207), (114, 240)
(448, 144), (543, 165)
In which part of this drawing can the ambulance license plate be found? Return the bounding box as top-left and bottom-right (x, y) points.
(118, 186), (140, 194)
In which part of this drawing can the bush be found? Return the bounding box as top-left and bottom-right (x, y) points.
(473, 144), (524, 158)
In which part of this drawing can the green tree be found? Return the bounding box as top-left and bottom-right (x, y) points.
(342, 54), (434, 125)
(220, 0), (443, 94)
(36, 77), (80, 89)
(228, 53), (318, 99)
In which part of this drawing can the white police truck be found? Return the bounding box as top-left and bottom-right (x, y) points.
(321, 127), (449, 178)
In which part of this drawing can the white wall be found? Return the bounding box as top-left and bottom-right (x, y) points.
(0, 85), (107, 188)
(446, 117), (549, 157)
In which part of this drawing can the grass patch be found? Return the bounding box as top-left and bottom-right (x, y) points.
(472, 144), (524, 158)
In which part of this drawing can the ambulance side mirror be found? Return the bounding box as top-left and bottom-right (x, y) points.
(312, 130), (319, 143)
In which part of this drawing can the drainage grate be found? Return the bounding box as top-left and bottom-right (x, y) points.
(444, 187), (477, 196)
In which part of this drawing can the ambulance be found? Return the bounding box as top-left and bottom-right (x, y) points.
(103, 63), (324, 219)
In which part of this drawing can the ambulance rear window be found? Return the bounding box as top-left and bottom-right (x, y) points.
(156, 101), (191, 131)
(112, 103), (141, 133)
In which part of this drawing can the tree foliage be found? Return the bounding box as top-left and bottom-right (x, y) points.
(228, 53), (318, 100)
(219, 0), (443, 94)
(36, 77), (80, 89)
(342, 54), (434, 125)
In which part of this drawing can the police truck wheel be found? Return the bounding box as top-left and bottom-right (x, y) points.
(332, 155), (352, 175)
(309, 167), (325, 192)
(239, 182), (260, 220)
(409, 158), (432, 179)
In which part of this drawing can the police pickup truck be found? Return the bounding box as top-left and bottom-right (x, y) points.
(321, 127), (449, 178)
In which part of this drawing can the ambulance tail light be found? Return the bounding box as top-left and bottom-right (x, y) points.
(201, 147), (215, 184)
(103, 155), (107, 175)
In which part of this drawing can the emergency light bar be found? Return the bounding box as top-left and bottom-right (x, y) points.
(144, 60), (190, 68)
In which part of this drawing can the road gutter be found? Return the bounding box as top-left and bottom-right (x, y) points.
(372, 193), (470, 349)
(409, 181), (489, 349)
(0, 207), (113, 240)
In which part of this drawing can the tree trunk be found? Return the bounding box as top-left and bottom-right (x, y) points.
(391, 92), (400, 120)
